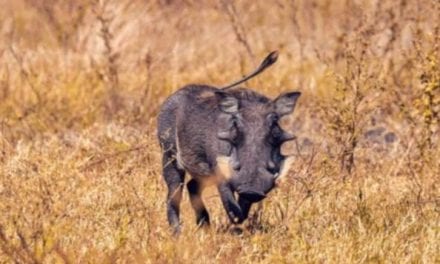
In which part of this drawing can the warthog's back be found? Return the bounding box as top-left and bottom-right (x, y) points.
(157, 85), (227, 178)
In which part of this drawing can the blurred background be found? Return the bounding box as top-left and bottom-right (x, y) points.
(0, 0), (439, 262)
(0, 1), (438, 138)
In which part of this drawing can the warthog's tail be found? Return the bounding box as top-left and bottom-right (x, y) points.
(221, 51), (279, 90)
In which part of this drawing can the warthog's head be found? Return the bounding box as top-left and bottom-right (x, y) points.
(216, 88), (300, 205)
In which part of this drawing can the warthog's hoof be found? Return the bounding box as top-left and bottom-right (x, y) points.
(229, 226), (244, 235)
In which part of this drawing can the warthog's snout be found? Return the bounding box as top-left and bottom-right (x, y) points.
(234, 167), (275, 203)
(237, 189), (266, 203)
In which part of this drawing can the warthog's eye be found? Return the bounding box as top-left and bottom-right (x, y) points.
(266, 113), (296, 145)
(267, 113), (279, 124)
(217, 114), (241, 145)
(271, 125), (282, 139)
(229, 117), (245, 145)
(269, 125), (284, 145)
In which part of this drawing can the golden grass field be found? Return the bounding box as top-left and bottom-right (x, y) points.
(0, 0), (439, 263)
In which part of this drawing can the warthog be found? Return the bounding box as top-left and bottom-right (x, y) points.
(157, 52), (301, 233)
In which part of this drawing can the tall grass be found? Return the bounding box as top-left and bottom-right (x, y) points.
(0, 0), (439, 263)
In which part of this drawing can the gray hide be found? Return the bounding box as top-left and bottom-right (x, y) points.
(157, 53), (301, 234)
(158, 85), (300, 232)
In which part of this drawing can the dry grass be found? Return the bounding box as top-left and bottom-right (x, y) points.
(0, 0), (439, 263)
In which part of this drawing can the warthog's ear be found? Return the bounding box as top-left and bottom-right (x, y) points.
(273, 92), (301, 116)
(215, 91), (239, 114)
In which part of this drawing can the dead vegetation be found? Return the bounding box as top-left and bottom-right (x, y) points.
(0, 0), (439, 263)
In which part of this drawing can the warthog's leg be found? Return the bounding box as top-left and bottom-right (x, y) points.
(237, 196), (253, 223)
(217, 183), (243, 224)
(187, 179), (210, 227)
(162, 152), (185, 235)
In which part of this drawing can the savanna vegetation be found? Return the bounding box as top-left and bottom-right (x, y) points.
(0, 0), (439, 263)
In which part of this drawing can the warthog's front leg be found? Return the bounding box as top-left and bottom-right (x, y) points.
(217, 182), (243, 224)
(237, 196), (253, 223)
(187, 179), (210, 227)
